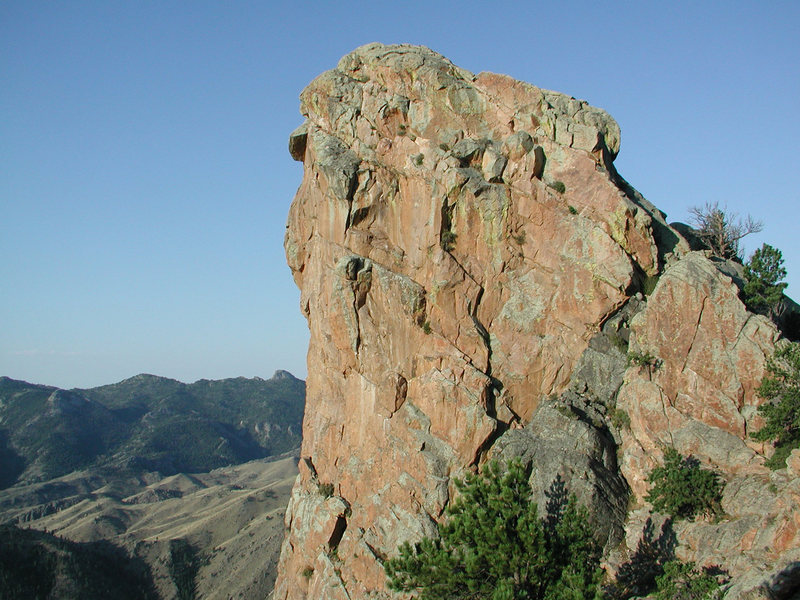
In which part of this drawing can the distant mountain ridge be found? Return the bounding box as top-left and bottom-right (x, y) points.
(0, 371), (305, 488)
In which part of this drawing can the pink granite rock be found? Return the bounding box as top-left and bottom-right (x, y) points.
(275, 44), (796, 599)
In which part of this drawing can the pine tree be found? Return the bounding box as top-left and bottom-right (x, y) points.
(383, 460), (605, 600)
(645, 448), (722, 520)
(742, 243), (788, 317)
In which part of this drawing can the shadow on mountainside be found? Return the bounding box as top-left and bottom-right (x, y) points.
(168, 538), (201, 600)
(0, 525), (159, 599)
(0, 430), (25, 489)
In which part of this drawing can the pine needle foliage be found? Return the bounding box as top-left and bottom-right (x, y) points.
(383, 460), (605, 600)
(653, 559), (723, 600)
(645, 448), (723, 520)
(742, 243), (788, 318)
(751, 342), (800, 469)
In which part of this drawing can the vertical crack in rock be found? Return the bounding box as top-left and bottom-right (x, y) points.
(439, 197), (456, 252)
(466, 284), (508, 466)
(681, 295), (707, 374)
(340, 255), (372, 356)
(658, 388), (676, 448)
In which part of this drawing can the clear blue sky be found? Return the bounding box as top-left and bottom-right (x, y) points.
(2, 1), (798, 389)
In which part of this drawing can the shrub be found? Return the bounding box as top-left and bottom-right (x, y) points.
(441, 230), (457, 252)
(654, 559), (724, 600)
(610, 408), (631, 431)
(627, 350), (660, 369)
(568, 205), (578, 215)
(301, 566), (314, 579)
(548, 180), (566, 194)
(751, 342), (800, 469)
(318, 482), (335, 498)
(608, 333), (629, 353)
(384, 460), (605, 600)
(743, 243), (787, 318)
(645, 448), (723, 520)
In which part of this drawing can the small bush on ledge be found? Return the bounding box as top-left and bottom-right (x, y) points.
(646, 448), (723, 520)
(610, 408), (631, 431)
(627, 350), (661, 370)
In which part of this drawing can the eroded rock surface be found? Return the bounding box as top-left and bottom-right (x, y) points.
(276, 43), (798, 599)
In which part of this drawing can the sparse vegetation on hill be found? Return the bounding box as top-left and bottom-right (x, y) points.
(168, 538), (201, 600)
(0, 454), (298, 600)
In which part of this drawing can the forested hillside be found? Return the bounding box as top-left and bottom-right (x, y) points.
(0, 371), (304, 487)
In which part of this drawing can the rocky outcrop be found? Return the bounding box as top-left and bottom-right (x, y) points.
(613, 253), (799, 598)
(276, 43), (798, 599)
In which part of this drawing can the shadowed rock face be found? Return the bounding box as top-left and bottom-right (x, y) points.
(276, 43), (798, 599)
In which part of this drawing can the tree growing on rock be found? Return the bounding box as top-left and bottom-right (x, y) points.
(742, 243), (788, 318)
(751, 341), (800, 469)
(688, 202), (762, 261)
(383, 459), (605, 600)
(645, 448), (723, 520)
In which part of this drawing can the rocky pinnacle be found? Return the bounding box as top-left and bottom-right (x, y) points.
(275, 44), (798, 600)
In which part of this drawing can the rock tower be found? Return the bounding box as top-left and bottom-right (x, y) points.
(276, 44), (799, 599)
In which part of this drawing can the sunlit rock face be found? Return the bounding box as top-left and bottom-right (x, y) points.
(275, 43), (797, 600)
